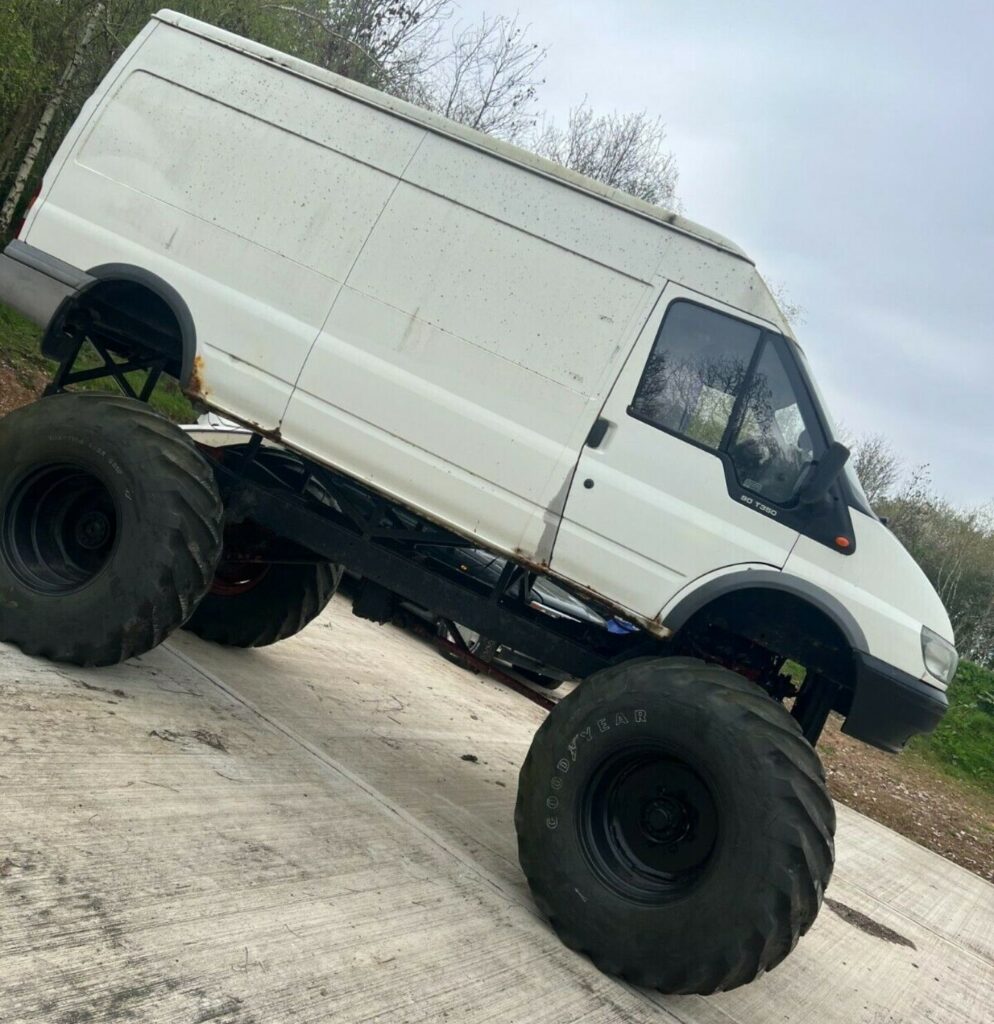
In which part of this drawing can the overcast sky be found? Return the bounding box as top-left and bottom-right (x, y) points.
(458, 0), (993, 507)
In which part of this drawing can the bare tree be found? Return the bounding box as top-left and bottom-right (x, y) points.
(265, 4), (546, 140)
(768, 280), (805, 328)
(531, 101), (679, 206)
(263, 0), (451, 97)
(850, 433), (901, 506)
(420, 12), (545, 139)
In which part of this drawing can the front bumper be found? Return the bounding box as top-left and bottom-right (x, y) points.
(842, 652), (948, 753)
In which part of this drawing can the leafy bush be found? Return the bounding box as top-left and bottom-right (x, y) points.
(913, 660), (994, 793)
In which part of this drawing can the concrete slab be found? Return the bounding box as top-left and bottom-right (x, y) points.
(1, 595), (991, 1024)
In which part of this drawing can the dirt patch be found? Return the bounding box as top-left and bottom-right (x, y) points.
(78, 680), (128, 699)
(0, 362), (45, 418)
(192, 729), (228, 753)
(149, 728), (181, 743)
(824, 896), (917, 948)
(819, 713), (994, 882)
(148, 728), (228, 753)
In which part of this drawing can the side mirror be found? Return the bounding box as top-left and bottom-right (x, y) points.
(798, 441), (850, 505)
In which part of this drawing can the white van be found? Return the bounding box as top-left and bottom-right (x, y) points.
(0, 10), (956, 995)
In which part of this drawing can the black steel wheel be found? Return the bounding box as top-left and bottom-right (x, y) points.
(579, 746), (718, 904)
(0, 394), (223, 666)
(515, 657), (835, 993)
(3, 464), (119, 595)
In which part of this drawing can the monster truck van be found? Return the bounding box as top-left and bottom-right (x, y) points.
(0, 11), (956, 995)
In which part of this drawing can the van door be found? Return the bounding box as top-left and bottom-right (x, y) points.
(551, 286), (828, 619)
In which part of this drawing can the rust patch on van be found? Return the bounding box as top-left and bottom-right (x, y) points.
(187, 355), (208, 399)
(513, 549), (551, 574)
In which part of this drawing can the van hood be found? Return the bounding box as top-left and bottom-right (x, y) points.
(850, 515), (954, 642)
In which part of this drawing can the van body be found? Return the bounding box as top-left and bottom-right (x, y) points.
(0, 10), (955, 749)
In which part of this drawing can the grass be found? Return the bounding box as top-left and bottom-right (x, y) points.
(0, 301), (48, 370)
(0, 301), (195, 422)
(912, 660), (994, 795)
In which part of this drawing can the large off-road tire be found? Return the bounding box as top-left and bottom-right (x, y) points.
(183, 559), (341, 647)
(515, 657), (835, 994)
(181, 443), (342, 648)
(0, 394), (223, 666)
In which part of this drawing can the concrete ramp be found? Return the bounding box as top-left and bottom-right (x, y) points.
(1, 596), (991, 1023)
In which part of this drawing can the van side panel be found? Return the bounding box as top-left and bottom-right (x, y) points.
(281, 136), (662, 557)
(281, 124), (784, 558)
(25, 25), (425, 431)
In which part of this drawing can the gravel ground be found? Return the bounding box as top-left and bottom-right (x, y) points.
(0, 360), (43, 418)
(819, 712), (994, 881)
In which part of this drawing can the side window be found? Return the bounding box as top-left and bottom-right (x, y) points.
(630, 300), (826, 508)
(728, 342), (820, 504)
(631, 302), (762, 449)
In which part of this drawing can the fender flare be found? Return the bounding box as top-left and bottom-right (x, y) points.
(661, 568), (867, 653)
(42, 263), (197, 387)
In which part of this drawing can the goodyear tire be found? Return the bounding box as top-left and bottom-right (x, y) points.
(181, 443), (342, 648)
(184, 557), (341, 648)
(515, 657), (835, 993)
(0, 394), (223, 666)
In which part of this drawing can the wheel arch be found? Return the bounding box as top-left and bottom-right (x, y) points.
(41, 263), (197, 387)
(664, 569), (866, 649)
(663, 569), (865, 688)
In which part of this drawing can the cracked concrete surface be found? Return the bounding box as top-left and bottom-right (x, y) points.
(0, 596), (991, 1023)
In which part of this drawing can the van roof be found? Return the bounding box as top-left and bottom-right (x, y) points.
(153, 9), (753, 265)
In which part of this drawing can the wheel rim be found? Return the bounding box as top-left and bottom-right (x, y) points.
(209, 560), (271, 597)
(579, 746), (718, 904)
(206, 519), (276, 598)
(1, 464), (118, 595)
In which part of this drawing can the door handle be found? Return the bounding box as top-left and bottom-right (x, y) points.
(586, 418), (611, 449)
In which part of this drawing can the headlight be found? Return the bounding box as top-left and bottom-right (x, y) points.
(921, 626), (959, 685)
